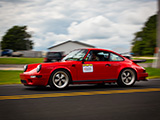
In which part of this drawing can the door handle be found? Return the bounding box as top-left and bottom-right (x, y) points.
(105, 64), (111, 67)
(72, 64), (76, 67)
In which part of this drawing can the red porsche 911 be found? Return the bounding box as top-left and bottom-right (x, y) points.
(20, 48), (148, 89)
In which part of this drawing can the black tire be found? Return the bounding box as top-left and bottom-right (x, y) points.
(117, 69), (136, 87)
(49, 69), (70, 89)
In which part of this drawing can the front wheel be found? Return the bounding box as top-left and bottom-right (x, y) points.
(49, 70), (70, 89)
(117, 69), (136, 87)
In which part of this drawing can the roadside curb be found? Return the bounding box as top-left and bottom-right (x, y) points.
(0, 64), (24, 70)
(0, 68), (23, 70)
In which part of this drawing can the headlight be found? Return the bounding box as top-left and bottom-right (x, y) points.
(37, 64), (42, 73)
(24, 65), (28, 72)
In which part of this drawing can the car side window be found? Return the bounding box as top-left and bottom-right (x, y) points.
(97, 52), (110, 61)
(85, 51), (96, 61)
(85, 50), (110, 61)
(110, 53), (124, 61)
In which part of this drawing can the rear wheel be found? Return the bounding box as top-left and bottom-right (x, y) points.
(49, 70), (70, 89)
(117, 69), (136, 87)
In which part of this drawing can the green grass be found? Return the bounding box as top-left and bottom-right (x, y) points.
(0, 67), (160, 85)
(144, 59), (154, 63)
(0, 70), (23, 85)
(145, 67), (160, 79)
(0, 57), (43, 64)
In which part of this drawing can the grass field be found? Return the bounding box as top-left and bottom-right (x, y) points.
(145, 67), (160, 79)
(0, 70), (23, 84)
(0, 68), (160, 85)
(0, 57), (43, 64)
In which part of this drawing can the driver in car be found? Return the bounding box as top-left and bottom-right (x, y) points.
(91, 53), (99, 61)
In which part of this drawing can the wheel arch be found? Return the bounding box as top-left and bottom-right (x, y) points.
(118, 67), (137, 81)
(48, 67), (73, 85)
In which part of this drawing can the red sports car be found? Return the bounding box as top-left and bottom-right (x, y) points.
(20, 48), (148, 89)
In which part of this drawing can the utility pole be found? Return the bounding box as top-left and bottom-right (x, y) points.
(0, 41), (1, 56)
(156, 0), (160, 68)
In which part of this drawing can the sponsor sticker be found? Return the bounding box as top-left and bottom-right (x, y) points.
(83, 64), (93, 73)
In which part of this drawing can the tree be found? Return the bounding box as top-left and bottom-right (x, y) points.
(132, 15), (157, 56)
(1, 26), (34, 51)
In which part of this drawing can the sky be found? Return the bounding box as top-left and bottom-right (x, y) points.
(0, 0), (157, 53)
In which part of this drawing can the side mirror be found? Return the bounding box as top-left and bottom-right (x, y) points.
(82, 59), (85, 64)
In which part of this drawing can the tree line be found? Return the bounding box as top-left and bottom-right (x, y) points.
(1, 26), (33, 51)
(132, 14), (156, 56)
(1, 14), (157, 55)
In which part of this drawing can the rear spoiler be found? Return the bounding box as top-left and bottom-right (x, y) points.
(132, 59), (146, 63)
(122, 55), (146, 63)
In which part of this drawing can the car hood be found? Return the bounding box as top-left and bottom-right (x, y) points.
(25, 61), (77, 72)
(41, 61), (77, 66)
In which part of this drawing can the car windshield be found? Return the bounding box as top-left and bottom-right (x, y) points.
(61, 49), (88, 61)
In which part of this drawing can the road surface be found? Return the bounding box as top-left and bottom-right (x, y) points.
(0, 79), (160, 120)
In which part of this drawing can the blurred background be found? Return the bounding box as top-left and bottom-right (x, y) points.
(0, 0), (159, 84)
(0, 1), (160, 120)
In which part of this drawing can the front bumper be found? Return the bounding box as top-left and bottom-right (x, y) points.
(20, 73), (49, 86)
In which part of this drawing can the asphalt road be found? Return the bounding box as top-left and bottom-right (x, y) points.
(0, 79), (160, 120)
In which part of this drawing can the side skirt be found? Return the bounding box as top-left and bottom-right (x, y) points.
(72, 79), (117, 84)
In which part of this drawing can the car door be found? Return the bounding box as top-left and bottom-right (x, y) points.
(76, 50), (123, 81)
(76, 61), (108, 81)
(106, 52), (124, 79)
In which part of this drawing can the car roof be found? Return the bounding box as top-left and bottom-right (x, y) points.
(82, 48), (115, 53)
(79, 48), (123, 57)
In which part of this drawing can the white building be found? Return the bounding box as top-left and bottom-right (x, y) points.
(48, 40), (95, 54)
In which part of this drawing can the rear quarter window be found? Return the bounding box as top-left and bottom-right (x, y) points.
(110, 53), (124, 61)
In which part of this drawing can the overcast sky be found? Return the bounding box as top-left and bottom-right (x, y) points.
(0, 0), (157, 53)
